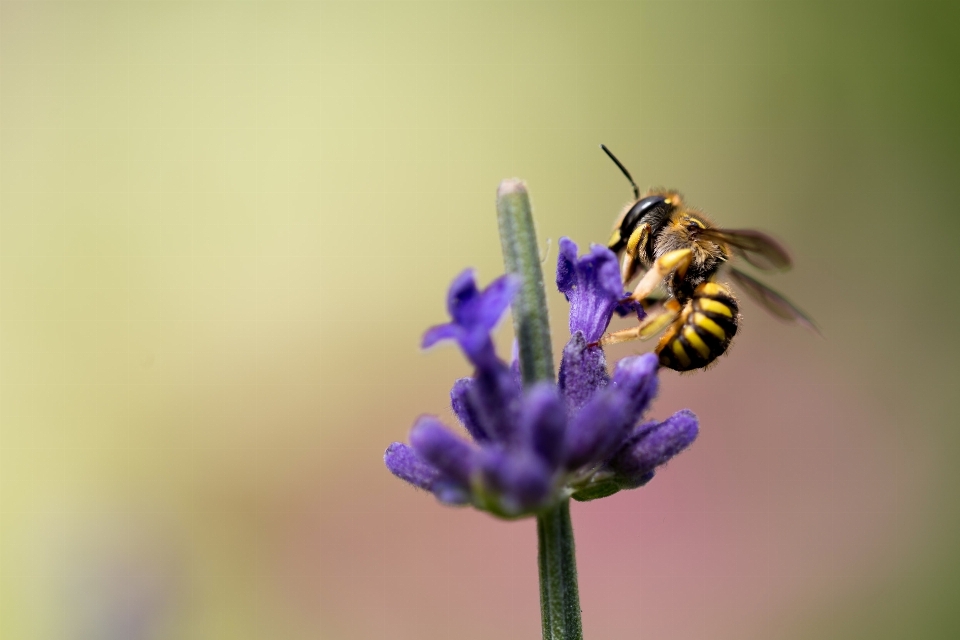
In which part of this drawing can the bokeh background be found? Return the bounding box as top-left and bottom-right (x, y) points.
(2, 1), (959, 639)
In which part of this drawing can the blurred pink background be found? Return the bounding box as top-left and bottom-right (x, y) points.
(2, 2), (958, 639)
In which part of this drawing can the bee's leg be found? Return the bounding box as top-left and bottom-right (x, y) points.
(639, 290), (668, 307)
(620, 224), (650, 285)
(628, 248), (692, 302)
(595, 299), (682, 347)
(620, 253), (638, 288)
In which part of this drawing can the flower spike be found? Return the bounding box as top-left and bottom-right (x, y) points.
(384, 183), (704, 640)
(387, 244), (699, 518)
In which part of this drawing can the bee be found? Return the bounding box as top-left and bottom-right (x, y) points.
(596, 144), (817, 371)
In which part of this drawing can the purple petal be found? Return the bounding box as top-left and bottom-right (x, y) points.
(409, 416), (478, 488)
(554, 237), (581, 297)
(446, 268), (482, 320)
(432, 480), (472, 505)
(480, 448), (554, 515)
(384, 442), (440, 491)
(562, 352), (662, 472)
(556, 238), (624, 343)
(608, 410), (699, 488)
(564, 341), (659, 470)
(450, 377), (488, 442)
(446, 270), (518, 332)
(422, 323), (459, 349)
(563, 388), (632, 471)
(610, 353), (660, 416)
(474, 274), (520, 329)
(462, 362), (522, 443)
(519, 383), (567, 468)
(510, 340), (522, 388)
(563, 354), (659, 472)
(614, 294), (646, 320)
(559, 331), (609, 413)
(421, 320), (497, 369)
(425, 270), (518, 369)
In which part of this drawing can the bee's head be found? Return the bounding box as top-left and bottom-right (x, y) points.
(608, 191), (679, 252)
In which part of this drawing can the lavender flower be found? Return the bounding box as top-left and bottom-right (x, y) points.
(385, 238), (698, 518)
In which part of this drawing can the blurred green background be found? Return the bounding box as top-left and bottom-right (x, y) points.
(2, 1), (959, 639)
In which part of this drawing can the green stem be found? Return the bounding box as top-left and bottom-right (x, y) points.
(496, 179), (582, 640)
(496, 179), (555, 385)
(537, 500), (583, 640)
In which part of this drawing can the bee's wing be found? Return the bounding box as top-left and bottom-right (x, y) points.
(727, 267), (821, 335)
(699, 228), (792, 271)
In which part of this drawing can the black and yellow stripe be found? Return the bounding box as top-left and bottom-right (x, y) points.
(656, 282), (740, 372)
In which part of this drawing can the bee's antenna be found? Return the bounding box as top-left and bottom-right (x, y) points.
(600, 144), (639, 200)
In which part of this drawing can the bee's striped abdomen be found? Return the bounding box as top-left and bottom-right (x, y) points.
(657, 282), (740, 372)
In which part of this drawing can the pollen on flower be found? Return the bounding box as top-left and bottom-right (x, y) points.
(384, 239), (698, 518)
